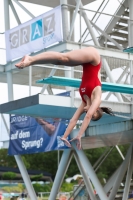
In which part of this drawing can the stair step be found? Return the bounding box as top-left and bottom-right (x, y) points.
(114, 24), (128, 31)
(123, 10), (129, 17)
(110, 31), (128, 38)
(110, 38), (127, 45)
(118, 18), (128, 24)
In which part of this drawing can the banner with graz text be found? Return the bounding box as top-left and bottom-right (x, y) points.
(5, 6), (63, 62)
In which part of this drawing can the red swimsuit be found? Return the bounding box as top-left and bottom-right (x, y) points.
(79, 61), (101, 103)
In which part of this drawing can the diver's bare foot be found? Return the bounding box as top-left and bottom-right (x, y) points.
(60, 137), (71, 147)
(15, 55), (32, 69)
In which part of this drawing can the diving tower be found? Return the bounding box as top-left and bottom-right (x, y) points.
(1, 0), (133, 200)
(0, 92), (133, 200)
(0, 93), (132, 149)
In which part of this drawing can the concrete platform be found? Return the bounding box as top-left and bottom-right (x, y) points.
(19, 0), (95, 7)
(0, 94), (131, 119)
(0, 94), (132, 149)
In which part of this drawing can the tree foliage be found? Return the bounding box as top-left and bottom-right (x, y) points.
(2, 171), (16, 180)
(0, 144), (129, 184)
(31, 173), (43, 181)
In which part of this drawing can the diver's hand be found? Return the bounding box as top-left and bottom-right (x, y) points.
(70, 136), (82, 150)
(60, 137), (72, 148)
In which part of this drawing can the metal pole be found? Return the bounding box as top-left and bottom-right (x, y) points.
(12, 0), (35, 18)
(109, 145), (132, 200)
(104, 164), (122, 194)
(9, 0), (21, 25)
(128, 0), (133, 119)
(95, 147), (114, 172)
(4, 0), (14, 102)
(40, 68), (56, 94)
(105, 65), (130, 100)
(128, 0), (133, 47)
(57, 150), (60, 167)
(14, 155), (37, 200)
(130, 60), (133, 119)
(68, 0), (81, 40)
(60, 0), (74, 97)
(115, 145), (125, 160)
(103, 58), (123, 102)
(93, 147), (110, 169)
(49, 149), (73, 200)
(29, 66), (32, 96)
(122, 145), (133, 200)
(1, 114), (9, 135)
(60, 0), (69, 41)
(6, 71), (14, 101)
(69, 9), (75, 41)
(4, 0), (10, 31)
(74, 152), (97, 200)
(72, 143), (108, 200)
(4, 1), (37, 199)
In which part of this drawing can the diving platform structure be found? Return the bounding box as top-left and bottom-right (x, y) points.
(1, 0), (133, 199)
(0, 90), (133, 200)
(0, 92), (133, 150)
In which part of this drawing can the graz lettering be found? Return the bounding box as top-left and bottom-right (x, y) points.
(10, 13), (55, 49)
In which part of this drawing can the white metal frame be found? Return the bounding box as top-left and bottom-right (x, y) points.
(1, 0), (133, 199)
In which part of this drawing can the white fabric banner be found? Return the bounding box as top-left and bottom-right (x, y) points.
(5, 6), (63, 62)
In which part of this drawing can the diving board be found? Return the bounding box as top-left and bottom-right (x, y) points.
(36, 76), (133, 94)
(123, 47), (133, 53)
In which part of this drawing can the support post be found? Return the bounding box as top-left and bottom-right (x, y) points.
(29, 66), (32, 96)
(9, 0), (21, 25)
(14, 155), (38, 200)
(105, 65), (130, 100)
(7, 72), (14, 101)
(60, 0), (75, 102)
(40, 68), (56, 94)
(49, 149), (73, 200)
(104, 165), (122, 194)
(72, 143), (108, 200)
(122, 144), (133, 200)
(68, 0), (81, 40)
(60, 0), (69, 41)
(69, 9), (75, 41)
(109, 144), (132, 200)
(128, 0), (133, 119)
(74, 152), (97, 200)
(4, 1), (37, 199)
(12, 0), (35, 18)
(1, 114), (9, 135)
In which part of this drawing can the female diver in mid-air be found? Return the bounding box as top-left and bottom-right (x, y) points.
(15, 47), (113, 150)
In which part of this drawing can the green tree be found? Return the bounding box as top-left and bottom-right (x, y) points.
(2, 171), (16, 180)
(0, 144), (130, 184)
(31, 173), (43, 181)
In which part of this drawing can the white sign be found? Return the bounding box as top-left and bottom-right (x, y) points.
(5, 6), (63, 62)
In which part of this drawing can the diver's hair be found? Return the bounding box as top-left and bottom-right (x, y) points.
(91, 107), (114, 121)
(100, 107), (114, 116)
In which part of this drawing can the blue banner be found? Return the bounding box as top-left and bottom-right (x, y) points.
(8, 115), (70, 155)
